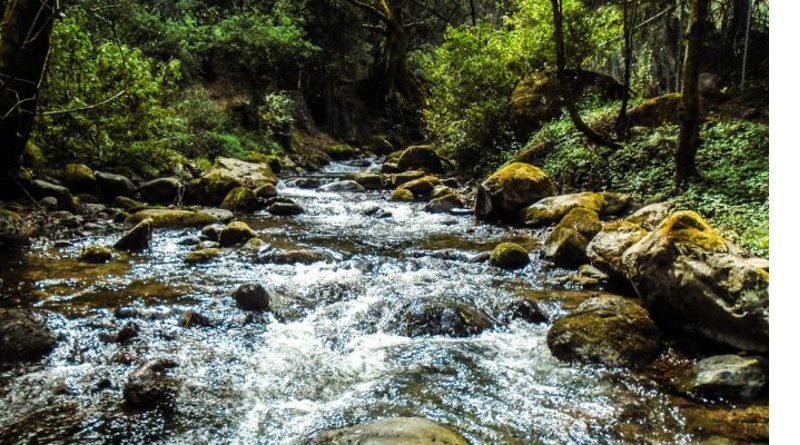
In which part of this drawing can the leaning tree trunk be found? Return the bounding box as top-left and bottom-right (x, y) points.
(0, 0), (57, 176)
(675, 0), (709, 184)
(383, 1), (422, 105)
(549, 0), (618, 150)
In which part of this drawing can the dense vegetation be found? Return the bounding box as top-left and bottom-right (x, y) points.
(1, 0), (769, 252)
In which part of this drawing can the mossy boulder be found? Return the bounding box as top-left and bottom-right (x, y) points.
(542, 227), (590, 268)
(126, 208), (227, 228)
(626, 93), (682, 128)
(621, 211), (769, 353)
(490, 242), (530, 270)
(424, 193), (464, 213)
(112, 196), (146, 211)
(364, 134), (395, 155)
(520, 191), (630, 227)
(114, 218), (152, 251)
(29, 179), (76, 212)
(475, 162), (553, 221)
(311, 417), (469, 445)
(254, 183), (278, 200)
(681, 405), (768, 443)
(547, 294), (663, 368)
(94, 171), (137, 201)
(324, 144), (359, 160)
(63, 163), (96, 194)
(397, 175), (441, 200)
(389, 169), (427, 188)
(218, 221), (258, 247)
(0, 309), (57, 362)
(625, 201), (676, 230)
(221, 187), (258, 213)
(587, 220), (649, 277)
(138, 177), (183, 204)
(391, 188), (414, 202)
(79, 244), (113, 263)
(558, 207), (602, 239)
(185, 157), (276, 205)
(346, 172), (384, 190)
(184, 248), (223, 264)
(396, 145), (444, 173)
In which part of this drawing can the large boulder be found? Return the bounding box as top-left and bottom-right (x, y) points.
(688, 354), (766, 400)
(586, 220), (649, 277)
(0, 309), (57, 362)
(125, 208), (231, 228)
(621, 211), (769, 352)
(220, 187), (258, 213)
(63, 163), (96, 194)
(520, 191), (630, 227)
(324, 144), (359, 160)
(396, 176), (441, 200)
(138, 177), (183, 204)
(29, 179), (76, 212)
(347, 172), (384, 190)
(185, 157), (276, 205)
(114, 218), (152, 251)
(310, 417), (469, 445)
(625, 201), (676, 230)
(95, 171), (137, 201)
(396, 145), (444, 173)
(547, 294), (663, 367)
(475, 162), (553, 221)
(542, 227), (589, 268)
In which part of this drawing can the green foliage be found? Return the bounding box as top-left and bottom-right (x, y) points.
(36, 12), (184, 172)
(419, 0), (621, 168)
(517, 108), (769, 257)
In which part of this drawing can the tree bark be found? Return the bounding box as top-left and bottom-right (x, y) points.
(549, 0), (619, 149)
(0, 0), (57, 175)
(675, 0), (709, 184)
(615, 0), (637, 137)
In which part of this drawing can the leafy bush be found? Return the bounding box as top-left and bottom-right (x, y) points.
(36, 12), (184, 172)
(419, 0), (620, 169)
(517, 108), (769, 256)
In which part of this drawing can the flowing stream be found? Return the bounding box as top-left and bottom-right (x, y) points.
(0, 160), (694, 444)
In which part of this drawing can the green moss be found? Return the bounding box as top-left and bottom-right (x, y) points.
(185, 248), (223, 264)
(79, 245), (113, 263)
(324, 144), (358, 160)
(558, 207), (601, 239)
(490, 242), (530, 270)
(220, 187), (257, 213)
(218, 221), (257, 247)
(397, 176), (441, 199)
(125, 208), (220, 228)
(391, 188), (414, 202)
(657, 211), (728, 252)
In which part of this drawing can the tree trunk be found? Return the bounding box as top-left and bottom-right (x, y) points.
(675, 0), (709, 184)
(0, 0), (57, 175)
(615, 0), (637, 137)
(549, 0), (619, 149)
(382, 0), (422, 105)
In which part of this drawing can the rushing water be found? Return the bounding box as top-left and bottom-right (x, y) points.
(0, 160), (695, 444)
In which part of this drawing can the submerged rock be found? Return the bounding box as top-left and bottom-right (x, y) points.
(184, 248), (223, 264)
(621, 211), (769, 353)
(114, 218), (152, 251)
(689, 354), (766, 400)
(319, 180), (366, 193)
(475, 162), (553, 221)
(547, 294), (663, 367)
(0, 309), (57, 362)
(231, 283), (271, 311)
(125, 208), (231, 228)
(267, 201), (303, 216)
(311, 417), (469, 445)
(123, 357), (179, 409)
(258, 249), (328, 265)
(218, 221), (258, 247)
(79, 244), (113, 263)
(490, 242), (530, 270)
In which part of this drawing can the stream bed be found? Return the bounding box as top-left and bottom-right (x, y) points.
(0, 160), (703, 444)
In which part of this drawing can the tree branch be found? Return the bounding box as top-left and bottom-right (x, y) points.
(341, 0), (389, 23)
(39, 89), (126, 116)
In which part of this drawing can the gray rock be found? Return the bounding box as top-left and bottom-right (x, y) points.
(267, 201), (303, 216)
(0, 309), (57, 362)
(319, 180), (366, 193)
(39, 196), (58, 210)
(95, 171), (137, 201)
(138, 177), (183, 204)
(123, 357), (179, 408)
(114, 218), (152, 251)
(311, 417), (469, 445)
(690, 355), (766, 400)
(30, 179), (75, 212)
